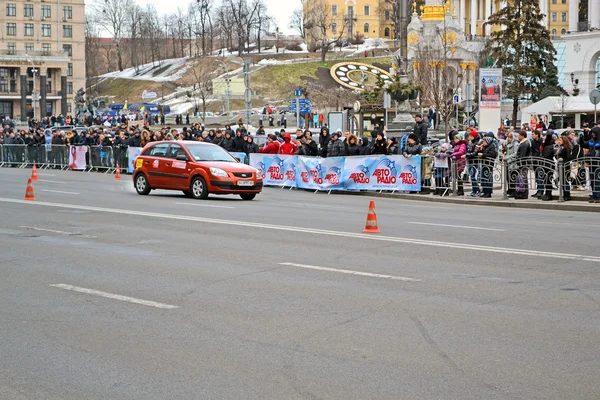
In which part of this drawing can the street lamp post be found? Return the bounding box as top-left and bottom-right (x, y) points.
(215, 59), (231, 114)
(27, 57), (38, 120)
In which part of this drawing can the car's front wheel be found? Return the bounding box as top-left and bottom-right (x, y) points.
(190, 176), (209, 199)
(135, 173), (151, 195)
(240, 193), (256, 201)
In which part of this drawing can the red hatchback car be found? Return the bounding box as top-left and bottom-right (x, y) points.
(133, 141), (262, 200)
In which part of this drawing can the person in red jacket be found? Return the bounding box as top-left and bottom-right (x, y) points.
(279, 133), (297, 155)
(259, 134), (280, 154)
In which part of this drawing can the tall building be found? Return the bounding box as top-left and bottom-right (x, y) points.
(304, 0), (582, 42)
(303, 0), (396, 41)
(0, 0), (85, 121)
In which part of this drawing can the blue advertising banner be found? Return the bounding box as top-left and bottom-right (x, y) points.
(127, 147), (143, 173)
(230, 152), (247, 164)
(297, 156), (344, 191)
(248, 154), (421, 192)
(343, 155), (421, 191)
(251, 154), (297, 187)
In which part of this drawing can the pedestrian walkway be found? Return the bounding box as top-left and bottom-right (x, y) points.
(347, 188), (600, 212)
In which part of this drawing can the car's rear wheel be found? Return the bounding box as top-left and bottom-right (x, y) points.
(190, 176), (209, 199)
(240, 193), (256, 201)
(135, 173), (151, 195)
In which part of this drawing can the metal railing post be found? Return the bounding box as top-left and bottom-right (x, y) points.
(502, 159), (509, 200)
(558, 158), (565, 202)
(451, 158), (458, 196)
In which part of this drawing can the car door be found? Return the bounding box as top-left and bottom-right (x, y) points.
(163, 143), (191, 189)
(143, 143), (170, 188)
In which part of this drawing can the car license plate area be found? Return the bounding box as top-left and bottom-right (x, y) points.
(237, 180), (254, 187)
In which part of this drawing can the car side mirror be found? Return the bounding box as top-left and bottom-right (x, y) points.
(176, 154), (188, 161)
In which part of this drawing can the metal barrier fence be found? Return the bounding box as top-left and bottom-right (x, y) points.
(1, 144), (598, 202)
(0, 144), (128, 172)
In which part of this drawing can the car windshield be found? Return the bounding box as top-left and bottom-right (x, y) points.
(185, 144), (237, 162)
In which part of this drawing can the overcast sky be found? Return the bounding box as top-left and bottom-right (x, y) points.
(85, 0), (299, 35)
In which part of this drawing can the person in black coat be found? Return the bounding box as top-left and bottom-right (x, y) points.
(359, 137), (371, 155)
(372, 132), (387, 155)
(319, 127), (330, 158)
(346, 134), (360, 156)
(244, 136), (259, 155)
(539, 132), (555, 201)
(414, 115), (429, 145)
(305, 136), (318, 156)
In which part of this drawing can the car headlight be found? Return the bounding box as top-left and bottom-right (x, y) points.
(252, 167), (262, 179)
(210, 167), (229, 177)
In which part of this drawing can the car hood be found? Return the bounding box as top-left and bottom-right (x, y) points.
(193, 161), (256, 172)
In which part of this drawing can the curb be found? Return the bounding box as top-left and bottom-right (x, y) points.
(331, 191), (600, 213)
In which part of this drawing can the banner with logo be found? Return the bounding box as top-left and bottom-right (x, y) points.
(248, 154), (421, 192)
(127, 147), (143, 173)
(250, 154), (297, 187)
(343, 155), (421, 191)
(68, 146), (88, 170)
(479, 68), (502, 109)
(297, 156), (345, 191)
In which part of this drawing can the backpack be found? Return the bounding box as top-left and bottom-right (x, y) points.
(399, 134), (409, 153)
(515, 174), (528, 199)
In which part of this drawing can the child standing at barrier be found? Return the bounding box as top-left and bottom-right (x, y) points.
(433, 142), (452, 196)
(420, 146), (434, 194)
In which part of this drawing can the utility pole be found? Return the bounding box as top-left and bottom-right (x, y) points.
(243, 58), (252, 126)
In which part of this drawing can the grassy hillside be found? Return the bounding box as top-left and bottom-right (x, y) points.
(252, 57), (392, 99)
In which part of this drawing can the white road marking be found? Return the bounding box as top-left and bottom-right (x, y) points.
(37, 179), (67, 184)
(408, 221), (505, 232)
(37, 173), (56, 177)
(42, 189), (80, 195)
(174, 202), (235, 209)
(279, 262), (421, 282)
(50, 284), (179, 309)
(19, 225), (96, 238)
(2, 197), (600, 263)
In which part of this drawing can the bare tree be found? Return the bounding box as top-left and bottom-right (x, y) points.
(289, 7), (306, 39)
(85, 17), (104, 90)
(411, 14), (461, 139)
(304, 0), (346, 62)
(192, 0), (214, 56)
(189, 60), (221, 123)
(92, 0), (134, 71)
(254, 0), (272, 53)
(225, 0), (260, 56)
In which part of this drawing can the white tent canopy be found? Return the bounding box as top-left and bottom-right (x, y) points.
(521, 95), (600, 128)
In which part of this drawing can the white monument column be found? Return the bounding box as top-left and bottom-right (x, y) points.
(483, 0), (491, 35)
(540, 0), (548, 28)
(460, 0), (467, 30)
(569, 0), (578, 31)
(590, 0), (600, 29)
(470, 0), (477, 35)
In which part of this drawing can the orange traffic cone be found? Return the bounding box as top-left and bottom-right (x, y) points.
(24, 177), (35, 201)
(31, 164), (39, 180)
(363, 200), (380, 233)
(115, 164), (122, 180)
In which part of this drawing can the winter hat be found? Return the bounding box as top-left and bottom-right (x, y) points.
(455, 133), (464, 140)
(336, 128), (342, 134)
(441, 143), (450, 151)
(486, 131), (495, 137)
(331, 131), (340, 138)
(483, 137), (493, 144)
(469, 131), (478, 139)
(415, 114), (422, 119)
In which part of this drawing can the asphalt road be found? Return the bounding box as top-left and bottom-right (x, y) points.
(0, 168), (599, 400)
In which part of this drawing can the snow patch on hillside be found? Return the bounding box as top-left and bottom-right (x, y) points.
(101, 57), (191, 82)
